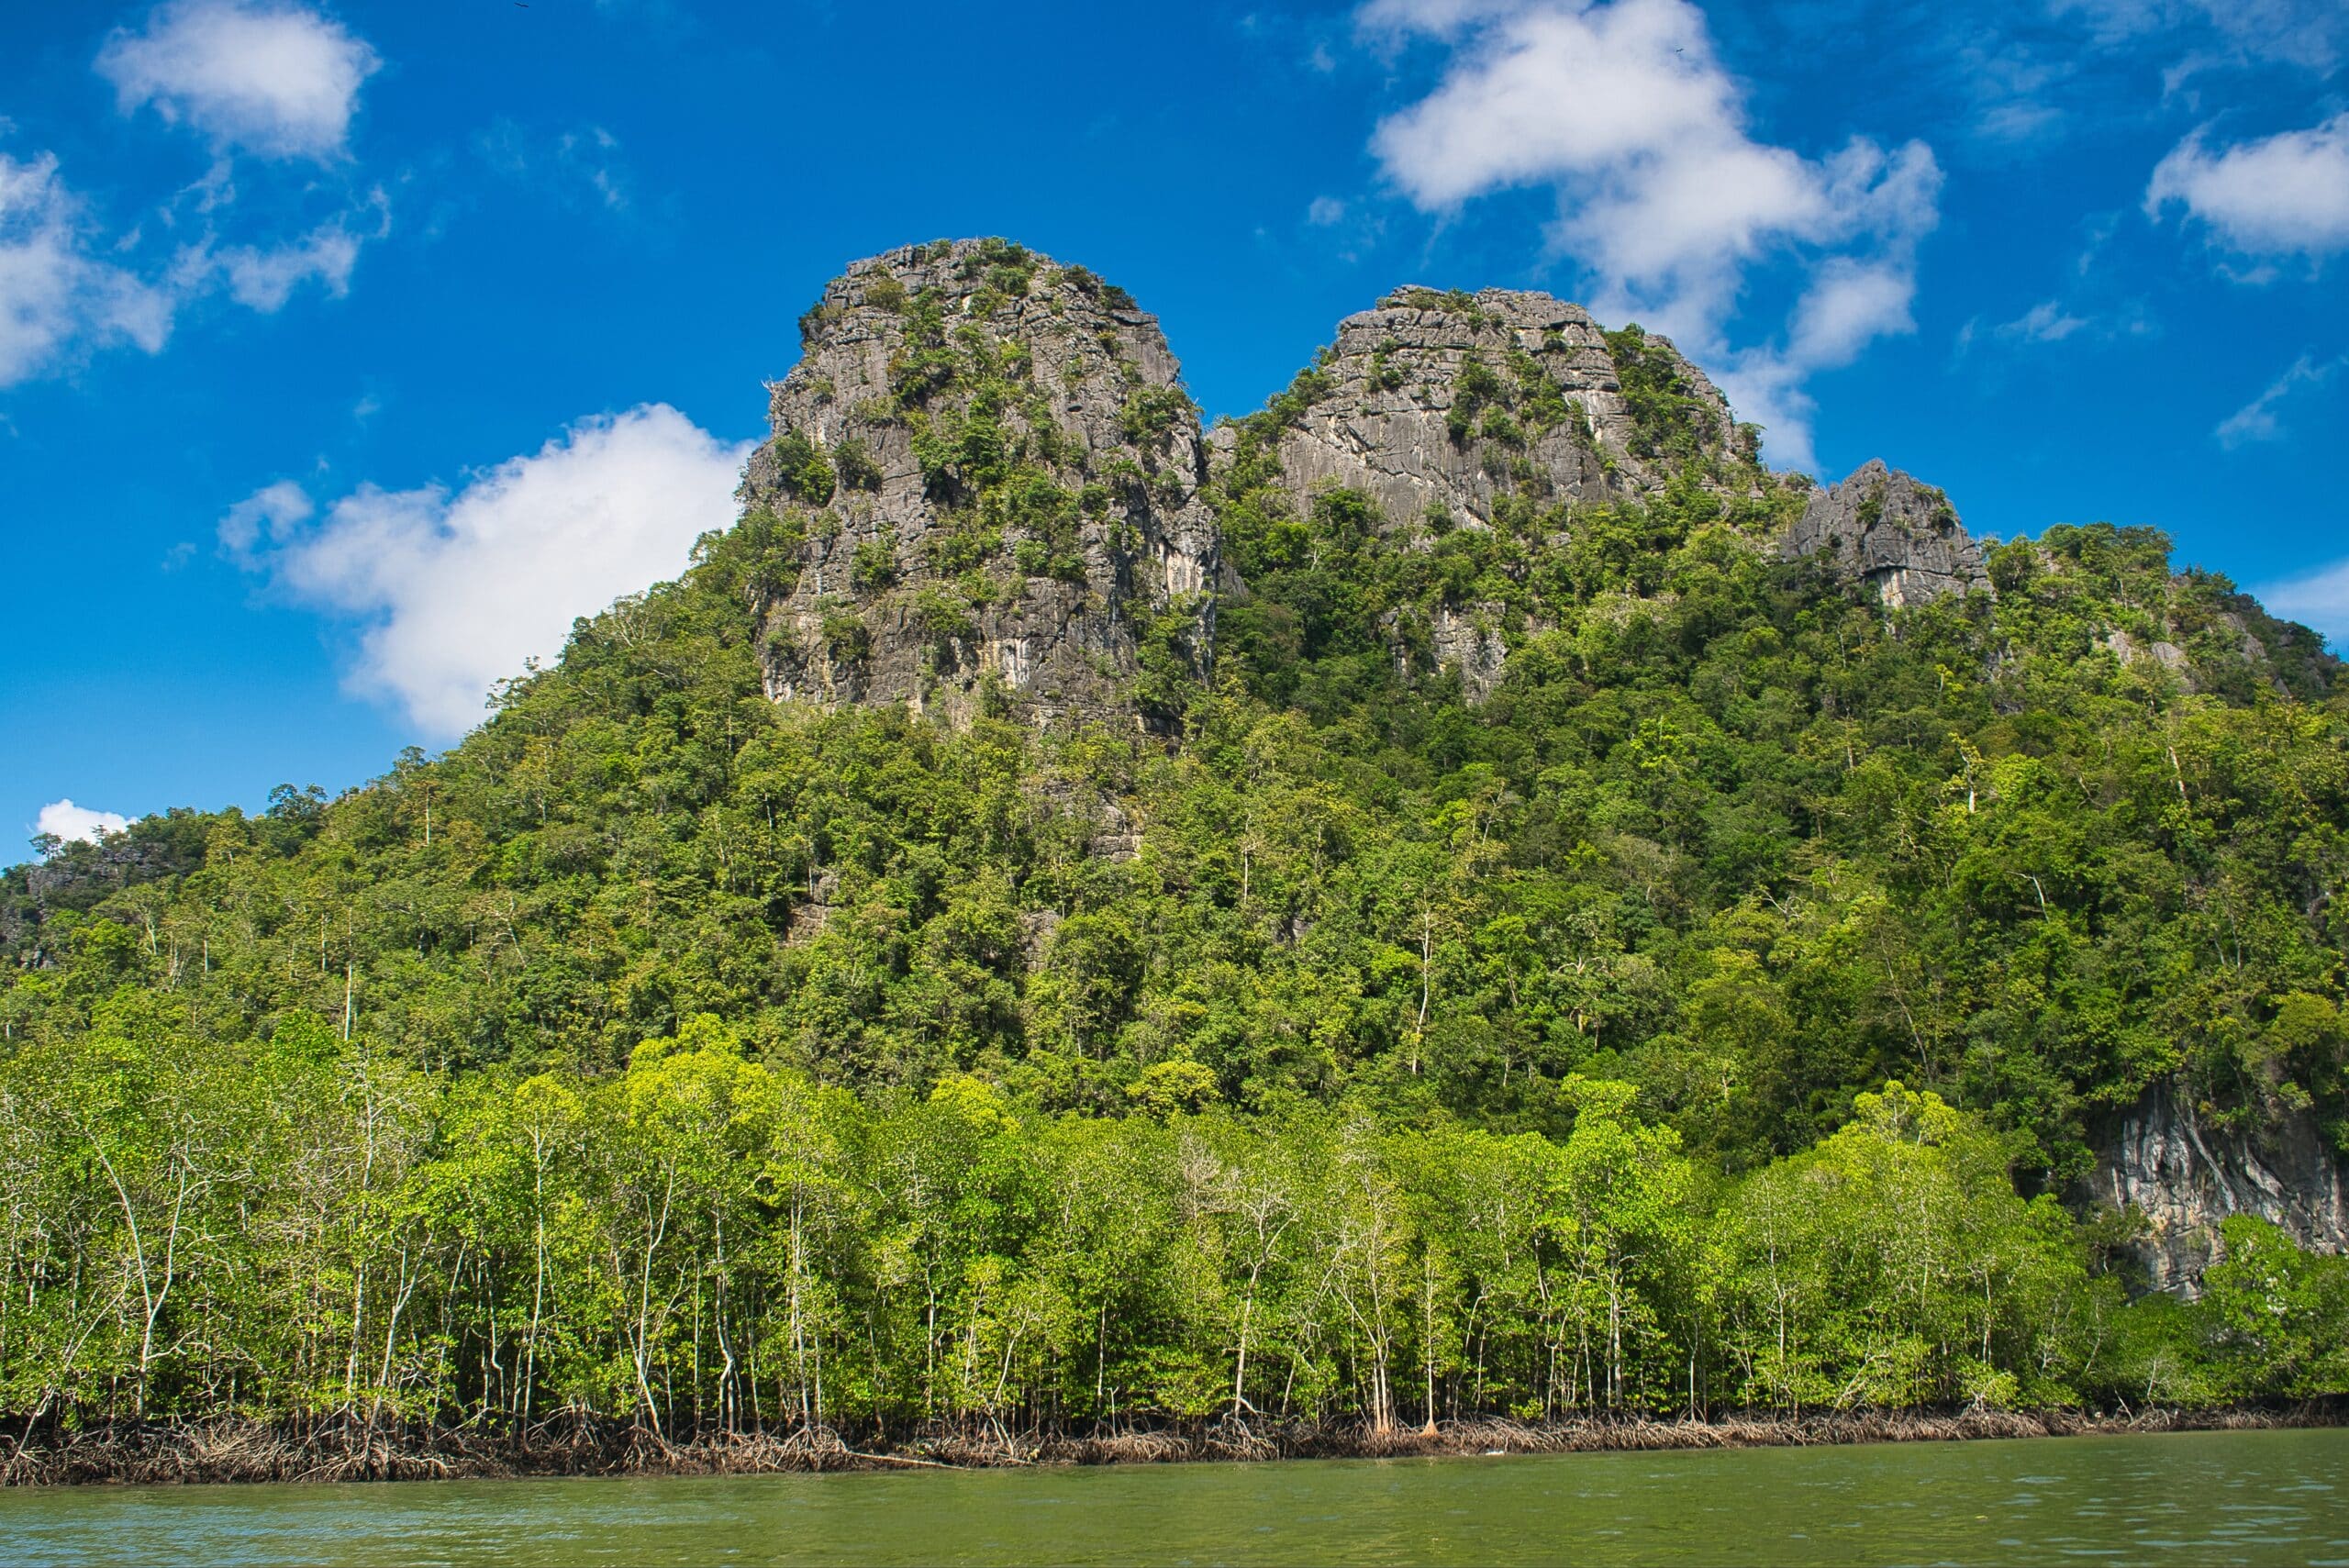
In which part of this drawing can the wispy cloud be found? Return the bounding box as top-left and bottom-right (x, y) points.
(477, 121), (638, 214)
(2214, 352), (2341, 447)
(2257, 558), (2349, 647)
(2054, 0), (2346, 74)
(216, 476), (315, 553)
(0, 153), (176, 387)
(168, 188), (390, 312)
(2002, 300), (2091, 342)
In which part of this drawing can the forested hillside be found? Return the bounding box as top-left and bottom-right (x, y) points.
(5, 241), (2346, 1462)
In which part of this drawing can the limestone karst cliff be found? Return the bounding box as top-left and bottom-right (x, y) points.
(1231, 285), (1747, 536)
(2088, 1085), (2349, 1296)
(1785, 459), (1994, 608)
(744, 244), (2005, 725)
(741, 239), (1219, 729)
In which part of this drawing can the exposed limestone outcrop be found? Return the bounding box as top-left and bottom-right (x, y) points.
(1784, 460), (1992, 607)
(1787, 460), (1993, 607)
(2087, 1084), (2349, 1296)
(747, 250), (2004, 728)
(741, 239), (1219, 729)
(1247, 286), (1744, 539)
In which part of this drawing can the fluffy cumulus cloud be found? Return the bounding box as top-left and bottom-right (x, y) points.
(1363, 0), (1940, 466)
(0, 153), (175, 387)
(229, 406), (753, 735)
(2147, 114), (2349, 260)
(96, 0), (380, 161)
(35, 800), (130, 846)
(2214, 353), (2341, 447)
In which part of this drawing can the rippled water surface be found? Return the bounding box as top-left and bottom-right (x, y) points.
(6, 1427), (2346, 1566)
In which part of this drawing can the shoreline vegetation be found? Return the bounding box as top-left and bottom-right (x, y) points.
(4, 1063), (2346, 1485)
(6, 1405), (2340, 1487)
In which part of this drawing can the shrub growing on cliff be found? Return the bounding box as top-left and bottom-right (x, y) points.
(771, 428), (837, 504)
(851, 539), (898, 594)
(834, 437), (884, 492)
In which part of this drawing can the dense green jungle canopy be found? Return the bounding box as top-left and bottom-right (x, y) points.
(4, 256), (2347, 1445)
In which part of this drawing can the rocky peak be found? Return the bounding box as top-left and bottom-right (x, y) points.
(741, 239), (1219, 728)
(1232, 285), (1752, 541)
(1785, 459), (1992, 607)
(740, 246), (2003, 728)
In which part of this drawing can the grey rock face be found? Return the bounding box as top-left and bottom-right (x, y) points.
(1785, 459), (1992, 607)
(742, 253), (1996, 724)
(1262, 287), (1741, 539)
(2087, 1084), (2349, 1296)
(1379, 601), (1511, 700)
(742, 239), (1219, 729)
(1217, 287), (1745, 701)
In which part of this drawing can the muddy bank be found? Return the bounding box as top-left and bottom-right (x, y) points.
(7, 1405), (2343, 1486)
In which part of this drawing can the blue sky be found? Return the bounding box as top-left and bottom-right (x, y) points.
(5, 0), (2346, 847)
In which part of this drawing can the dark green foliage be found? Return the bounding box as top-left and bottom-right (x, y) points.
(818, 602), (870, 663)
(851, 539), (897, 594)
(770, 428), (837, 504)
(1395, 285), (1486, 323)
(833, 437), (884, 492)
(1057, 264), (1138, 313)
(4, 310), (2345, 1441)
(1603, 324), (1722, 465)
(1119, 385), (1195, 453)
(907, 584), (974, 645)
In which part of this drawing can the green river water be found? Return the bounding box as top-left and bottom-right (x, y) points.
(4, 1428), (2344, 1566)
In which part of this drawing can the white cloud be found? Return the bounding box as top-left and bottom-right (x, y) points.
(563, 128), (630, 212)
(2147, 113), (2349, 259)
(96, 0), (380, 161)
(2258, 559), (2349, 646)
(477, 121), (635, 214)
(1364, 0), (1940, 466)
(162, 187), (388, 314)
(2054, 0), (2345, 72)
(0, 148), (384, 388)
(35, 800), (130, 846)
(1998, 300), (2091, 342)
(1784, 258), (1918, 368)
(1308, 195), (1348, 226)
(231, 406), (753, 735)
(224, 192), (389, 308)
(217, 475), (314, 552)
(2214, 353), (2340, 447)
(0, 152), (175, 387)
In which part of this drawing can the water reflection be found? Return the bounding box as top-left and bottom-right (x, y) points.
(5, 1428), (2347, 1567)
